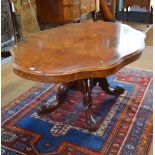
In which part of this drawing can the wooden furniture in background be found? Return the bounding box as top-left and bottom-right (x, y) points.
(11, 21), (145, 131)
(122, 0), (152, 26)
(36, 0), (95, 29)
(111, 0), (117, 18)
(99, 0), (113, 21)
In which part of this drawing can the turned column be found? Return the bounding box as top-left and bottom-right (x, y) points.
(82, 79), (98, 131)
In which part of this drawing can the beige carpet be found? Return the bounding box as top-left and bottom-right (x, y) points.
(1, 63), (36, 105)
(121, 21), (152, 33)
(145, 26), (153, 46)
(127, 46), (153, 70)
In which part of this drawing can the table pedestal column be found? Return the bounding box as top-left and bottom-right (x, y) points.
(37, 77), (124, 131)
(82, 79), (98, 131)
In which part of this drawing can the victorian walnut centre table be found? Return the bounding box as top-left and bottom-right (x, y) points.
(11, 21), (145, 131)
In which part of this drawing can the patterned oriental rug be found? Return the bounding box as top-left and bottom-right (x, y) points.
(2, 67), (153, 155)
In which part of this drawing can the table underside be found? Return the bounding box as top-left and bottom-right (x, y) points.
(37, 77), (124, 132)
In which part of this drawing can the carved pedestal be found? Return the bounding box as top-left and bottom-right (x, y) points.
(37, 77), (124, 132)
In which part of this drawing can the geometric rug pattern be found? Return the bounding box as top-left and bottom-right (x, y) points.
(2, 67), (153, 155)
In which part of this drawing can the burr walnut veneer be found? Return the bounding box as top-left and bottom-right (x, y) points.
(11, 21), (145, 131)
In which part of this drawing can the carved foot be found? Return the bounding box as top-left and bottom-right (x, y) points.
(106, 85), (125, 95)
(93, 77), (125, 96)
(37, 105), (58, 115)
(82, 79), (98, 132)
(37, 82), (71, 115)
(87, 116), (98, 132)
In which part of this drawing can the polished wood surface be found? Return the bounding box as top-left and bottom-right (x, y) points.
(11, 20), (145, 83)
(36, 0), (63, 25)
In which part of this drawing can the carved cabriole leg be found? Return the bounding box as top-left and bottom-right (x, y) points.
(37, 82), (72, 115)
(93, 77), (125, 95)
(82, 79), (98, 132)
(37, 77), (124, 131)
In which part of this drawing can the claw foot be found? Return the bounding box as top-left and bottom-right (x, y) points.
(108, 86), (125, 95)
(37, 105), (57, 115)
(87, 118), (98, 132)
(37, 105), (49, 115)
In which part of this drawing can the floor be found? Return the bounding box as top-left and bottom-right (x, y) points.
(1, 21), (153, 154)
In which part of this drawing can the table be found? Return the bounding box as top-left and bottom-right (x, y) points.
(36, 0), (95, 29)
(11, 21), (145, 131)
(122, 0), (152, 26)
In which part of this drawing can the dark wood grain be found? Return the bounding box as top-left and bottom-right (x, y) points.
(11, 20), (145, 83)
(36, 0), (95, 28)
(82, 78), (98, 131)
(36, 0), (63, 26)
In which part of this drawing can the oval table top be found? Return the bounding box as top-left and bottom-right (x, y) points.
(11, 20), (145, 83)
